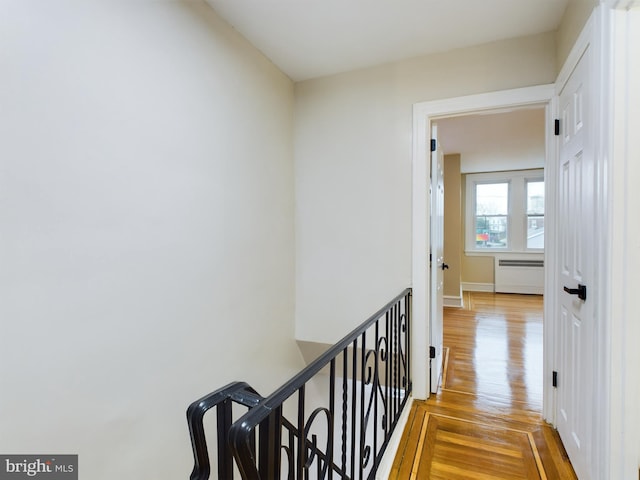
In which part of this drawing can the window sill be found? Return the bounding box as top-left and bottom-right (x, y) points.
(464, 250), (544, 257)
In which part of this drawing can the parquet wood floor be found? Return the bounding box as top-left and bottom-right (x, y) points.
(390, 292), (576, 479)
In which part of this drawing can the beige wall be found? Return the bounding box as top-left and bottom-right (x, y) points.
(295, 32), (557, 343)
(443, 155), (462, 298)
(460, 173), (495, 285)
(556, 0), (598, 70)
(0, 1), (303, 479)
(461, 256), (495, 285)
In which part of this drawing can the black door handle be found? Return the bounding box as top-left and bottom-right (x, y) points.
(441, 263), (449, 271)
(564, 284), (587, 301)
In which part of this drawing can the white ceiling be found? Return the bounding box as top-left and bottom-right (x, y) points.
(204, 0), (569, 81)
(436, 108), (546, 173)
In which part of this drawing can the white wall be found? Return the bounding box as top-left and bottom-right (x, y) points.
(0, 1), (303, 478)
(294, 32), (557, 343)
(629, 9), (640, 471)
(633, 12), (640, 470)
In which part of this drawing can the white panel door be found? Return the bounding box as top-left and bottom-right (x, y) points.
(430, 125), (445, 394)
(556, 47), (595, 480)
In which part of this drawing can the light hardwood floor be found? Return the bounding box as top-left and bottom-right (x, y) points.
(390, 292), (576, 479)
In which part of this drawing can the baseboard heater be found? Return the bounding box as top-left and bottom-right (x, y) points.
(494, 257), (544, 294)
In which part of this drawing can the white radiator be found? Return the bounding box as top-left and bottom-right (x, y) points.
(494, 257), (544, 294)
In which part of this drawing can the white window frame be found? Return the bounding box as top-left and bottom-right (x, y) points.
(525, 177), (545, 250)
(465, 169), (544, 254)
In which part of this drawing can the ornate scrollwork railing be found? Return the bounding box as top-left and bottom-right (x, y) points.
(187, 288), (411, 479)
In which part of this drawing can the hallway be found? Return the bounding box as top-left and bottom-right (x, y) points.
(390, 292), (576, 479)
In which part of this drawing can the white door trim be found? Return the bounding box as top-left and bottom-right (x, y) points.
(411, 84), (555, 401)
(601, 5), (639, 479)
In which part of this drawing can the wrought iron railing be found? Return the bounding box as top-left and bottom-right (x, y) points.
(187, 288), (412, 480)
(187, 382), (264, 480)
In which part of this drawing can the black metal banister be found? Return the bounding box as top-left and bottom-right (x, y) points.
(187, 288), (412, 480)
(187, 382), (264, 480)
(240, 288), (410, 416)
(230, 288), (411, 479)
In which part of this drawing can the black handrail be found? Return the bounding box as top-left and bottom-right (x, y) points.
(229, 288), (412, 479)
(187, 382), (264, 480)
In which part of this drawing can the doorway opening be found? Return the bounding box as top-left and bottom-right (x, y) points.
(410, 84), (556, 424)
(429, 107), (546, 399)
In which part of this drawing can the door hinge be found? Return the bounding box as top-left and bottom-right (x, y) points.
(554, 119), (560, 136)
(552, 370), (558, 388)
(430, 139), (436, 152)
(429, 346), (436, 359)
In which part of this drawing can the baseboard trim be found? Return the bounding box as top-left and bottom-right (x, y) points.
(444, 295), (463, 308)
(495, 285), (544, 295)
(376, 396), (414, 479)
(461, 282), (494, 293)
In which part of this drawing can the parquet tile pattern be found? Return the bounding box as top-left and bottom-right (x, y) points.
(390, 292), (577, 479)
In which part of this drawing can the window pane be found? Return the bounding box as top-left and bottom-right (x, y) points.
(527, 216), (544, 249)
(476, 215), (508, 248)
(476, 183), (508, 215)
(527, 181), (544, 249)
(527, 181), (545, 215)
(475, 183), (509, 249)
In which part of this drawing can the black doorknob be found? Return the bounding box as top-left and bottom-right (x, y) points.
(441, 263), (449, 271)
(563, 284), (587, 301)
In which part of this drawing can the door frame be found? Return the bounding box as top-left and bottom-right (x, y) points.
(608, 5), (640, 479)
(582, 3), (639, 478)
(411, 83), (556, 404)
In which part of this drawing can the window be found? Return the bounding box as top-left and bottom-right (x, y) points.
(466, 170), (544, 253)
(475, 182), (509, 249)
(526, 180), (545, 249)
